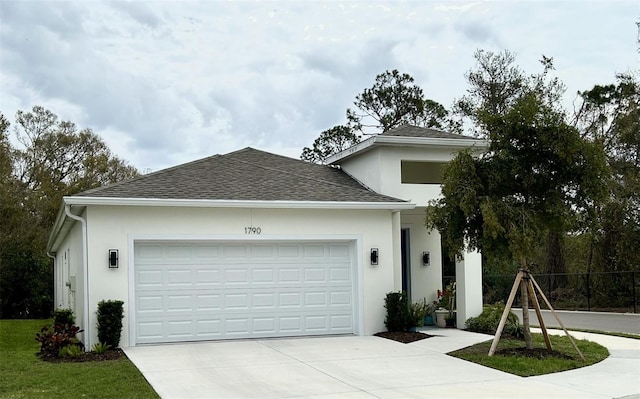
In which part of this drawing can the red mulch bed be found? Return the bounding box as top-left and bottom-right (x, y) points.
(38, 348), (125, 363)
(374, 331), (434, 344)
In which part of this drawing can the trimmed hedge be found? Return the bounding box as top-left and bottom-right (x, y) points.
(96, 300), (124, 348)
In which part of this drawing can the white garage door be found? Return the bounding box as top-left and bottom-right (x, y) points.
(133, 241), (355, 344)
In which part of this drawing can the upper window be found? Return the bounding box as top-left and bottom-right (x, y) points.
(400, 161), (447, 184)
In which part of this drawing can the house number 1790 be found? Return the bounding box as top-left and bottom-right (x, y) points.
(244, 227), (262, 234)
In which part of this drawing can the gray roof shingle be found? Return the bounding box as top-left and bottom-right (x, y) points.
(379, 124), (482, 140)
(76, 147), (405, 203)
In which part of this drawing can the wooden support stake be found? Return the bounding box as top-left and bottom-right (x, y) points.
(489, 270), (523, 356)
(530, 275), (585, 361)
(527, 279), (552, 351)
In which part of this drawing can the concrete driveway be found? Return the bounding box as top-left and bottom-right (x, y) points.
(124, 328), (640, 399)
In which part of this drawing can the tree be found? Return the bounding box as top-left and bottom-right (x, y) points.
(572, 73), (640, 296)
(347, 69), (450, 134)
(426, 52), (608, 349)
(300, 125), (360, 164)
(0, 106), (139, 318)
(302, 69), (453, 163)
(453, 50), (564, 138)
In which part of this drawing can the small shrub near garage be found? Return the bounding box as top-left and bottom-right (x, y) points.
(384, 291), (410, 332)
(97, 300), (124, 348)
(465, 302), (524, 338)
(36, 309), (84, 358)
(53, 308), (75, 326)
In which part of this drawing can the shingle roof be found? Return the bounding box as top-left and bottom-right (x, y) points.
(379, 124), (482, 140)
(76, 147), (405, 203)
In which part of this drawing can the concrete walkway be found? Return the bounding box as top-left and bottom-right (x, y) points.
(124, 328), (640, 399)
(512, 309), (640, 335)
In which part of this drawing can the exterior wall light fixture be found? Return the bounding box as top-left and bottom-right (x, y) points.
(422, 251), (430, 266)
(108, 249), (119, 268)
(370, 248), (379, 265)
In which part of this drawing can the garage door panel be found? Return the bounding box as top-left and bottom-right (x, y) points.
(134, 241), (355, 344)
(278, 268), (301, 283)
(196, 294), (221, 311)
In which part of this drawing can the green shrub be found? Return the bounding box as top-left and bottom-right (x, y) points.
(91, 342), (111, 354)
(59, 344), (83, 358)
(409, 299), (429, 327)
(53, 308), (75, 326)
(384, 291), (410, 332)
(465, 302), (524, 338)
(36, 324), (84, 358)
(97, 300), (125, 348)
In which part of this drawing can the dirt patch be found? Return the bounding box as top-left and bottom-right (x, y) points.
(374, 331), (434, 344)
(495, 347), (574, 360)
(39, 348), (125, 363)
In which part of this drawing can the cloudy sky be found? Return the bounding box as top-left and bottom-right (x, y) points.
(1, 1), (638, 172)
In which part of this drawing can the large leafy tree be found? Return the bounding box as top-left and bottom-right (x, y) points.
(573, 73), (640, 284)
(0, 106), (139, 318)
(426, 52), (608, 348)
(302, 69), (452, 163)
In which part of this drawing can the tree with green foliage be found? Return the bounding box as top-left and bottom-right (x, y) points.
(346, 69), (450, 134)
(0, 106), (139, 318)
(426, 51), (609, 349)
(300, 125), (360, 164)
(302, 69), (453, 163)
(572, 73), (640, 304)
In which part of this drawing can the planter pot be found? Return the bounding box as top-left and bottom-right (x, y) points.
(434, 309), (449, 328)
(423, 314), (434, 326)
(445, 317), (455, 328)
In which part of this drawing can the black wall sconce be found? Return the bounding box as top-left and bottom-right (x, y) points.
(108, 249), (119, 268)
(422, 251), (430, 266)
(370, 248), (379, 265)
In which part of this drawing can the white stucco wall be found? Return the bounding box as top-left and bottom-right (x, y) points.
(338, 147), (383, 193)
(401, 210), (443, 304)
(339, 145), (466, 207)
(53, 220), (86, 343)
(455, 250), (484, 327)
(81, 205), (399, 348)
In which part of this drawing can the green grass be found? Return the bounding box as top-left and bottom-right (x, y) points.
(0, 319), (159, 399)
(449, 333), (609, 377)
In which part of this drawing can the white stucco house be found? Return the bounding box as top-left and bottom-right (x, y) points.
(47, 125), (487, 348)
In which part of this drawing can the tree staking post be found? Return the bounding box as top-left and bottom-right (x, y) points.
(488, 269), (585, 361)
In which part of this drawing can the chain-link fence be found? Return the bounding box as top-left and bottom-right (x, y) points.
(481, 271), (639, 313)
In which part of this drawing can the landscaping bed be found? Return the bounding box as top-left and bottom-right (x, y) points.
(374, 331), (433, 343)
(40, 348), (125, 363)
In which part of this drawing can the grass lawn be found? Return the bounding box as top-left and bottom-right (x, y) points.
(449, 332), (609, 377)
(0, 319), (159, 399)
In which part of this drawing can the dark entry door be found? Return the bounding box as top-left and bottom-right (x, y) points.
(401, 228), (411, 297)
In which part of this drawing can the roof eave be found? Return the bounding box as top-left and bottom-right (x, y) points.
(327, 135), (489, 164)
(63, 196), (416, 211)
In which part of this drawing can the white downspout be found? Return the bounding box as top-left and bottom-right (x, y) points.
(46, 252), (57, 310)
(64, 205), (90, 350)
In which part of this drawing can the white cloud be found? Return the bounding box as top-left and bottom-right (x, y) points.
(1, 0), (638, 172)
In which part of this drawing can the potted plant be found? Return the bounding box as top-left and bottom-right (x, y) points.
(423, 300), (437, 326)
(408, 299), (429, 330)
(434, 282), (456, 328)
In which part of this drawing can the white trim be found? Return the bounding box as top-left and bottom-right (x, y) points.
(127, 234), (363, 347)
(326, 135), (488, 164)
(64, 196), (415, 211)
